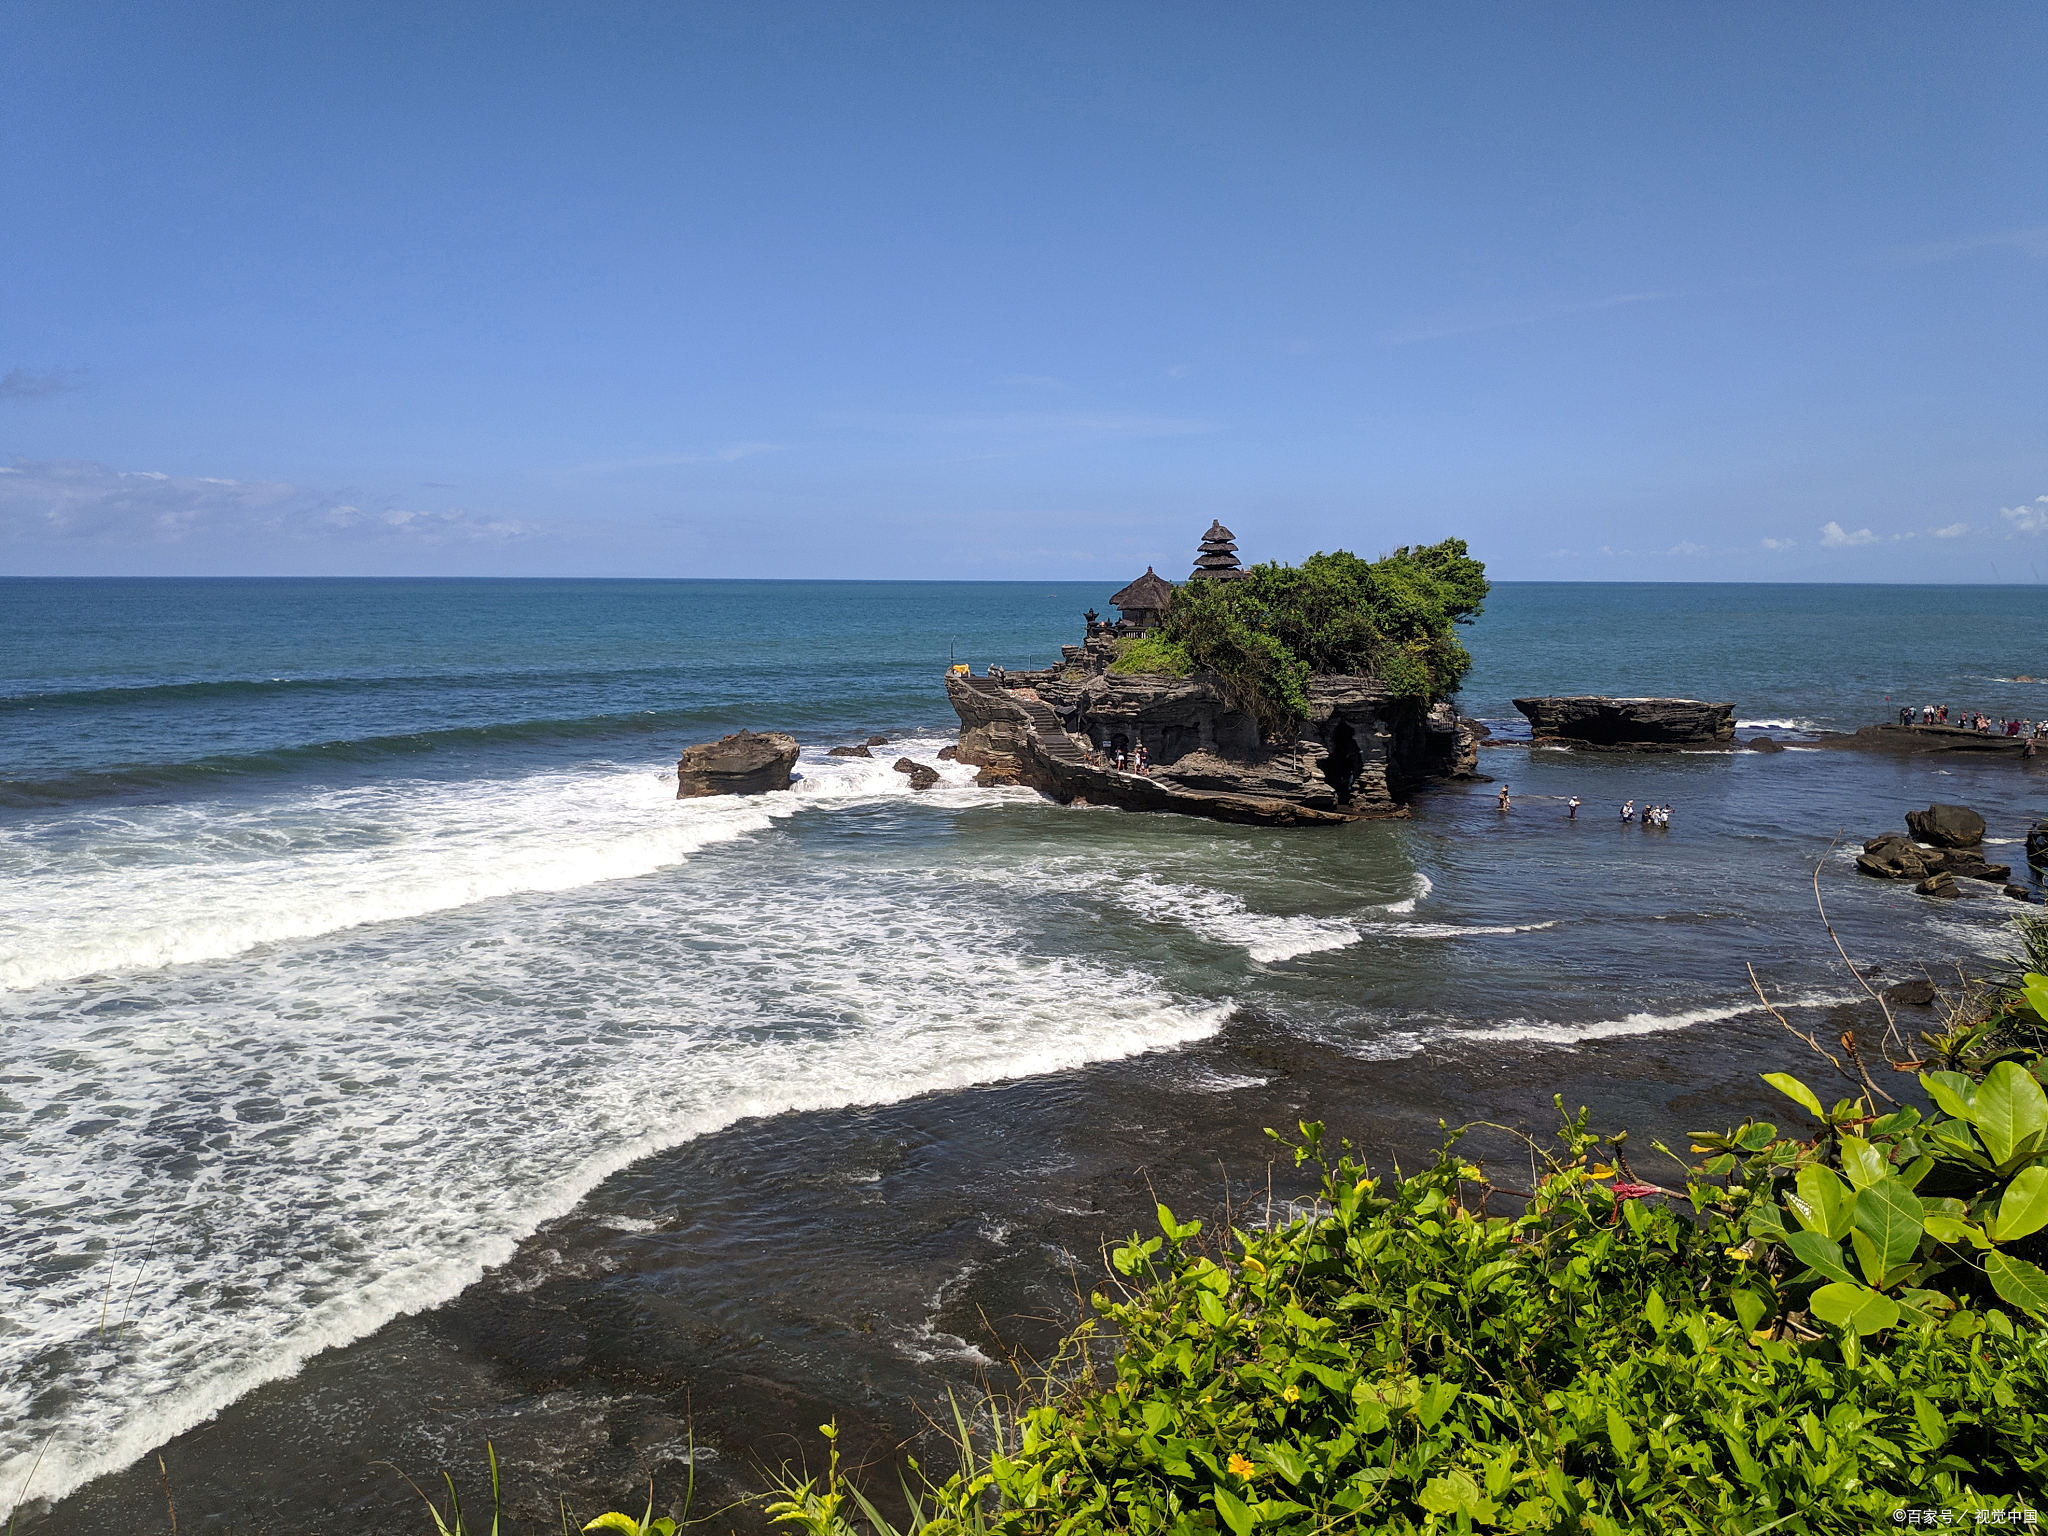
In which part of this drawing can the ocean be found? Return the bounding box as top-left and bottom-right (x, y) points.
(6, 577), (2048, 1529)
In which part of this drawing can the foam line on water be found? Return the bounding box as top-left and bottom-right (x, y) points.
(1467, 990), (1857, 1044)
(1355, 920), (1557, 939)
(1112, 875), (1360, 962)
(0, 873), (1224, 1515)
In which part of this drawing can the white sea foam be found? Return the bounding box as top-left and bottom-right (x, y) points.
(0, 743), (983, 994)
(1369, 872), (1433, 916)
(1738, 717), (1825, 732)
(0, 807), (1221, 1516)
(1113, 876), (1360, 963)
(1354, 920), (1556, 940)
(1470, 990), (1856, 1045)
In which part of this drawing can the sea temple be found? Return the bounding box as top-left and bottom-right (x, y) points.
(946, 524), (1481, 826)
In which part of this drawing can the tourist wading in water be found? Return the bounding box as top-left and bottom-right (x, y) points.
(1498, 785), (1511, 811)
(1567, 796), (1580, 819)
(1621, 799), (1635, 823)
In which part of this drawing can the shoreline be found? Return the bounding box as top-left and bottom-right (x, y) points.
(30, 987), (1910, 1535)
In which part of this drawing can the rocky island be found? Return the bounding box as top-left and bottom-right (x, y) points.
(1513, 694), (1736, 750)
(946, 524), (1488, 826)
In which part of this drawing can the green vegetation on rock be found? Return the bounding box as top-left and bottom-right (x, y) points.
(756, 984), (2048, 1534)
(1107, 634), (1195, 678)
(1151, 541), (1488, 737)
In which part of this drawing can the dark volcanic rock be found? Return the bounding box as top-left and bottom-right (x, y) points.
(1944, 852), (2012, 884)
(936, 745), (959, 761)
(1884, 978), (1939, 1006)
(1858, 830), (2009, 884)
(1857, 834), (1938, 881)
(1747, 736), (1786, 753)
(827, 744), (872, 758)
(1916, 872), (1960, 899)
(1904, 803), (1985, 849)
(675, 730), (800, 798)
(892, 757), (940, 790)
(1512, 696), (1736, 750)
(865, 735), (890, 746)
(2030, 820), (2048, 871)
(2007, 885), (2034, 902)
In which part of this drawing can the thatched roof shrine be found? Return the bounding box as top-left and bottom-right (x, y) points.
(1191, 520), (1245, 579)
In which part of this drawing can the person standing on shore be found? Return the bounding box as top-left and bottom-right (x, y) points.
(1568, 796), (1580, 818)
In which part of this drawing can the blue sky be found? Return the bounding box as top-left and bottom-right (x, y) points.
(2, 3), (2043, 580)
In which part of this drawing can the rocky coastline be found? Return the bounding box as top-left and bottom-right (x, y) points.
(945, 632), (1482, 827)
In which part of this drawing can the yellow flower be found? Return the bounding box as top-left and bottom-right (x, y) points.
(1227, 1454), (1257, 1478)
(1282, 1385), (1300, 1403)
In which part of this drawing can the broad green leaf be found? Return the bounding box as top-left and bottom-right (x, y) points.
(1987, 1252), (2048, 1316)
(1212, 1484), (1255, 1536)
(1808, 1281), (1900, 1334)
(1762, 1072), (1825, 1121)
(1838, 1135), (1888, 1191)
(583, 1517), (644, 1536)
(1911, 1392), (1948, 1449)
(1605, 1406), (1637, 1458)
(1922, 1213), (1988, 1248)
(1975, 1062), (2048, 1167)
(1258, 1443), (1308, 1485)
(1853, 1175), (1924, 1268)
(1921, 1070), (1976, 1123)
(1416, 1379), (1459, 1428)
(1995, 1165), (2048, 1242)
(1731, 1286), (1771, 1333)
(1792, 1165), (1855, 1240)
(1782, 1226), (1860, 1286)
(2022, 972), (2048, 1020)
(1849, 1228), (1887, 1286)
(1418, 1469), (1494, 1521)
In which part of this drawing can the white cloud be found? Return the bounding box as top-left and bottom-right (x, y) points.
(1760, 537), (1796, 550)
(1885, 225), (2048, 265)
(0, 458), (537, 546)
(1931, 522), (1970, 539)
(578, 442), (786, 472)
(0, 365), (90, 400)
(2002, 496), (2048, 534)
(1668, 541), (1704, 556)
(1819, 521), (1877, 548)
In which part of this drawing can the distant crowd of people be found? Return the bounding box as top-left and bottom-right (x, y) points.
(1495, 787), (1673, 827)
(1901, 703), (2046, 736)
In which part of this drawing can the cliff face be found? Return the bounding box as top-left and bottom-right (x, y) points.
(948, 636), (1480, 826)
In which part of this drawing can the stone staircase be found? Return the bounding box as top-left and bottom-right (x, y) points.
(1015, 697), (1091, 766)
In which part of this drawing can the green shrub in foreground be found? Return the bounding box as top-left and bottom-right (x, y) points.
(763, 1039), (2048, 1534)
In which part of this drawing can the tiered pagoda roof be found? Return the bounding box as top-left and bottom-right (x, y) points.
(1109, 567), (1175, 612)
(1190, 520), (1245, 579)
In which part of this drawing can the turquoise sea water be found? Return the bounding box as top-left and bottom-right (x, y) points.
(5, 578), (2048, 1524)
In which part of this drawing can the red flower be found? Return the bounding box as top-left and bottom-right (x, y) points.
(1607, 1181), (1660, 1200)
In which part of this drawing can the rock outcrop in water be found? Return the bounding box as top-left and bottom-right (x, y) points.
(1905, 803), (1987, 848)
(1856, 804), (2011, 888)
(1512, 695), (1736, 750)
(946, 634), (1481, 826)
(676, 729), (800, 798)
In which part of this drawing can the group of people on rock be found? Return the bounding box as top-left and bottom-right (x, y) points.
(1496, 788), (1673, 827)
(1901, 703), (2046, 736)
(1103, 741), (1149, 774)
